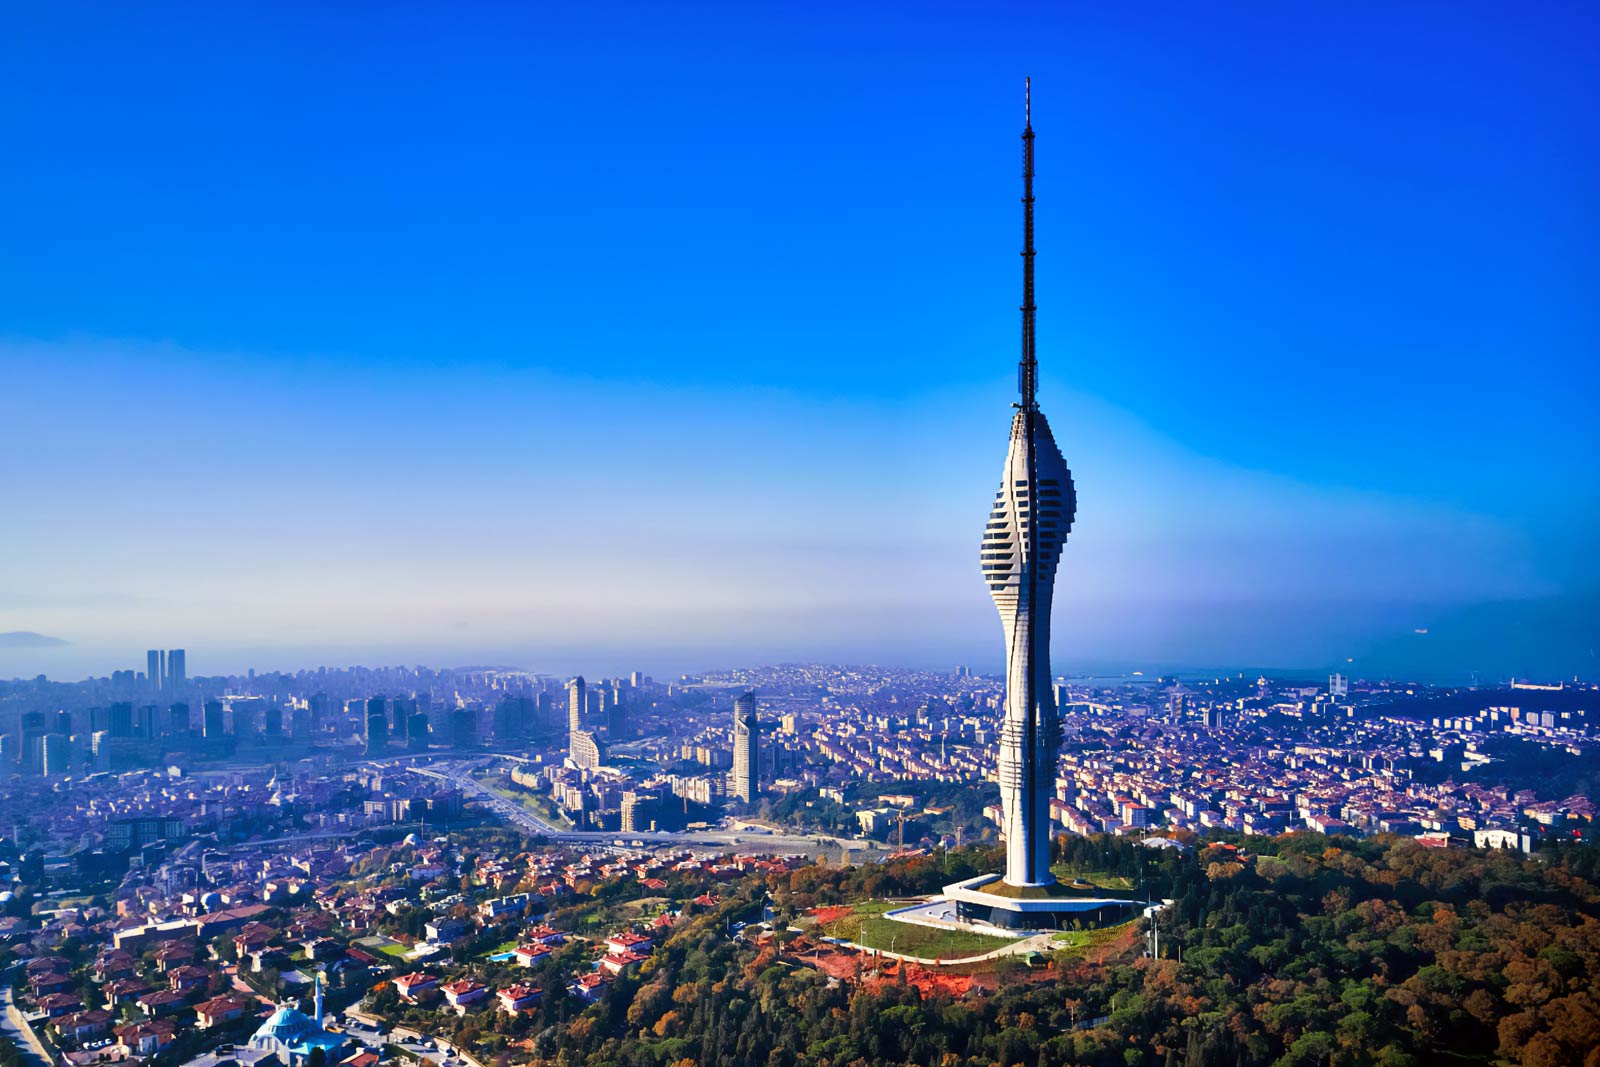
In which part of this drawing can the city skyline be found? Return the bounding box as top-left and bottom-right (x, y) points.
(2, 5), (1596, 683)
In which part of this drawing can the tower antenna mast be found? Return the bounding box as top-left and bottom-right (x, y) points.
(1019, 76), (1037, 412)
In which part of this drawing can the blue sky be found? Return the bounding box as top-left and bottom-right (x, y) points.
(1, 2), (1595, 681)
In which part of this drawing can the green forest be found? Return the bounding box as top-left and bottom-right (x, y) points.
(531, 834), (1600, 1067)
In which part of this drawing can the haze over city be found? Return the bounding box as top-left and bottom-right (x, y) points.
(2, 3), (1595, 682)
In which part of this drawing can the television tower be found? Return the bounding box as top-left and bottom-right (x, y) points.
(981, 77), (1077, 887)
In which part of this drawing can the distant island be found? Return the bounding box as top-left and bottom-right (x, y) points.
(0, 631), (69, 649)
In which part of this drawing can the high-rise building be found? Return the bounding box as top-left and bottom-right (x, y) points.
(289, 702), (312, 740)
(230, 699), (263, 738)
(309, 693), (333, 737)
(202, 700), (225, 739)
(109, 702), (134, 739)
(1329, 673), (1349, 699)
(169, 702), (191, 735)
(569, 729), (603, 771)
(567, 677), (586, 735)
(494, 695), (531, 741)
(407, 712), (431, 752)
(143, 649), (185, 691)
(89, 731), (110, 771)
(732, 692), (759, 804)
(606, 692), (628, 739)
(364, 697), (388, 756)
(1166, 688), (1188, 722)
(621, 790), (658, 833)
(450, 709), (476, 749)
(40, 733), (69, 778)
(20, 711), (46, 773)
(388, 696), (410, 733)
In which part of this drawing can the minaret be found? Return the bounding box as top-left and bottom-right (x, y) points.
(981, 78), (1077, 887)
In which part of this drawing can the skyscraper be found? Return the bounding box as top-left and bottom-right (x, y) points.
(494, 695), (532, 741)
(109, 702), (134, 739)
(980, 80), (1076, 890)
(606, 691), (628, 739)
(40, 733), (69, 778)
(144, 648), (185, 691)
(202, 699), (225, 740)
(450, 708), (477, 749)
(407, 711), (431, 752)
(732, 691), (759, 804)
(567, 676), (586, 735)
(309, 693), (333, 736)
(365, 697), (388, 756)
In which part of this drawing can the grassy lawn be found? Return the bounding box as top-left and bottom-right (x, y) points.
(980, 879), (1085, 900)
(1049, 920), (1139, 958)
(820, 902), (1019, 960)
(614, 896), (669, 918)
(1048, 866), (1137, 891)
(378, 943), (412, 959)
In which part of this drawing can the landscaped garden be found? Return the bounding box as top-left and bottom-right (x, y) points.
(812, 900), (1021, 960)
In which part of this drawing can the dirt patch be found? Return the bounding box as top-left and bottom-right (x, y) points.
(808, 905), (854, 926)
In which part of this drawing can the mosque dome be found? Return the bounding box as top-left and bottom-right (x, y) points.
(253, 1005), (321, 1046)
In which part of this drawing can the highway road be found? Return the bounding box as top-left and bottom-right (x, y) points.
(414, 761), (867, 857)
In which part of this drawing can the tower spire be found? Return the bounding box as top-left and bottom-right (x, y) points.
(1019, 77), (1037, 411)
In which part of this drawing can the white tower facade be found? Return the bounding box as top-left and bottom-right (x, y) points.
(981, 80), (1077, 888)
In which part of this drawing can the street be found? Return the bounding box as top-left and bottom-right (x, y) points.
(0, 976), (53, 1067)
